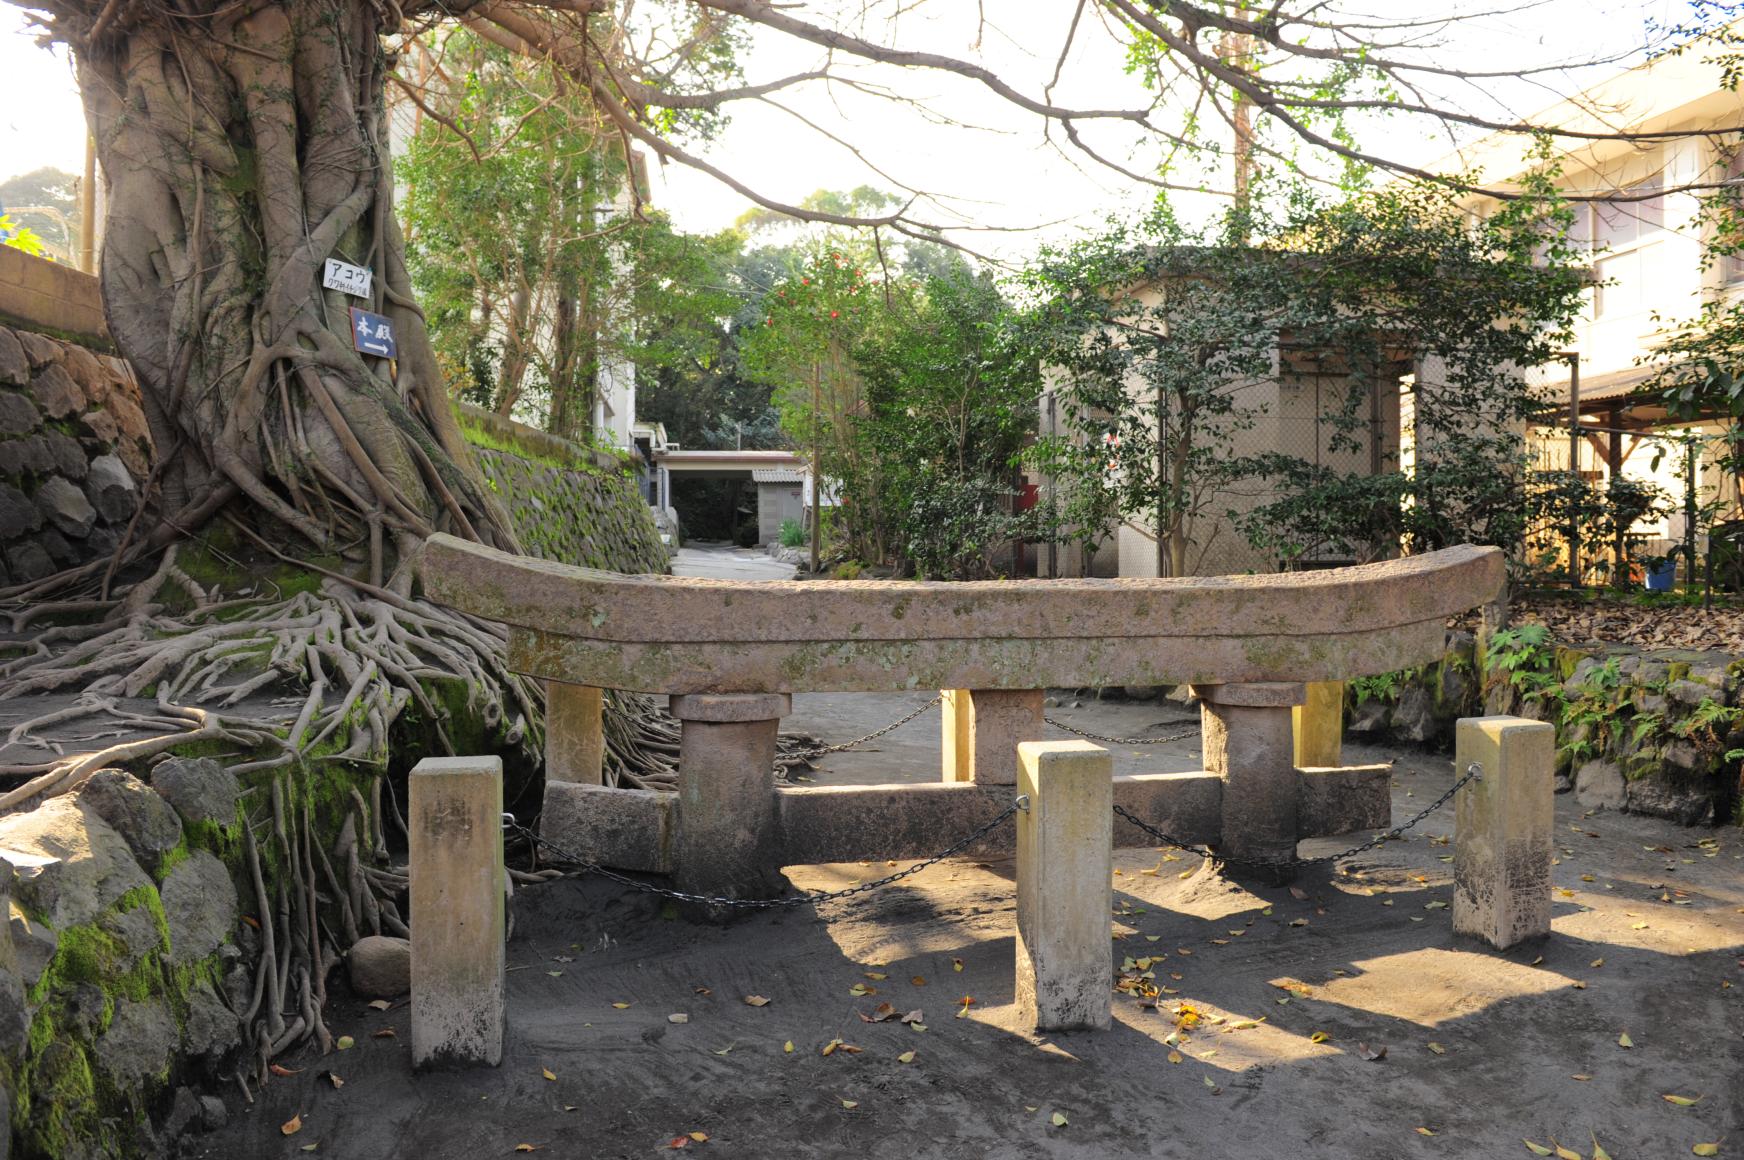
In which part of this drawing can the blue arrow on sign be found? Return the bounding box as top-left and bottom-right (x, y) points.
(348, 306), (397, 359)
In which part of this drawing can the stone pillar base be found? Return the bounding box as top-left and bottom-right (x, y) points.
(1195, 682), (1304, 869)
(670, 693), (792, 905)
(941, 688), (1043, 785)
(546, 680), (604, 785)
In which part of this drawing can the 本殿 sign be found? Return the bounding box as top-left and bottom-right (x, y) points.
(323, 258), (373, 298)
(349, 307), (397, 359)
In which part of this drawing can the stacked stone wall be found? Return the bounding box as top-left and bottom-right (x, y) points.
(0, 324), (153, 587)
(1348, 632), (1742, 827)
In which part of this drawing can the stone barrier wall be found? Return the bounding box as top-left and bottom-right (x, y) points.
(460, 405), (669, 575)
(1347, 630), (1742, 827)
(0, 323), (153, 588)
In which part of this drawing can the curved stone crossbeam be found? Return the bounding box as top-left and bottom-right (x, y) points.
(422, 534), (1503, 695)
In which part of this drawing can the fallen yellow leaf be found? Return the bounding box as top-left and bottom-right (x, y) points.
(839, 1098), (858, 1109)
(1427, 1042), (1446, 1055)
(1167, 1050), (1183, 1064)
(1665, 1094), (1704, 1106)
(1416, 1128), (1436, 1137)
(743, 995), (771, 1007)
(1553, 1143), (1581, 1160)
(1618, 1031), (1634, 1048)
(897, 1050), (915, 1064)
(281, 1114), (303, 1137)
(688, 1132), (709, 1143)
(1524, 1142), (1553, 1157)
(783, 1040), (794, 1053)
(1051, 1112), (1068, 1127)
(612, 1002), (630, 1010)
(542, 1068), (556, 1082)
(1692, 1144), (1720, 1157)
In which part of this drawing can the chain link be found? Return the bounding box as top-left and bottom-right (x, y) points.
(1113, 761), (1485, 870)
(1045, 716), (1201, 746)
(781, 693), (944, 762)
(508, 798), (1020, 909)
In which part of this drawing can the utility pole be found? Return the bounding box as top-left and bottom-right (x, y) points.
(1563, 351), (1581, 587)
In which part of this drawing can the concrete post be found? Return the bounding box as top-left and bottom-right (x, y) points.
(409, 756), (505, 1069)
(1194, 682), (1305, 867)
(545, 680), (604, 785)
(1292, 680), (1344, 769)
(1453, 716), (1554, 949)
(670, 693), (792, 901)
(940, 689), (1044, 785)
(1016, 740), (1113, 1033)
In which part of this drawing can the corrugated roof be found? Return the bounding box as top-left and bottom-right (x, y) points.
(752, 468), (806, 483)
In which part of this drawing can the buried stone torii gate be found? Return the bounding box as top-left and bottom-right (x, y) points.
(407, 535), (1533, 1067)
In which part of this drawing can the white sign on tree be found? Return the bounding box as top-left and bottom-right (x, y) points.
(323, 258), (373, 298)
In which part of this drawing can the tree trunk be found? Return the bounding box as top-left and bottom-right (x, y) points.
(77, 0), (517, 576)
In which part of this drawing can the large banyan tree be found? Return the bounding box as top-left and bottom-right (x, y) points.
(2, 0), (1738, 1072)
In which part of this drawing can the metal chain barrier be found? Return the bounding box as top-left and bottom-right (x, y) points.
(1045, 716), (1200, 746)
(781, 693), (945, 762)
(1113, 761), (1485, 870)
(505, 797), (1022, 910)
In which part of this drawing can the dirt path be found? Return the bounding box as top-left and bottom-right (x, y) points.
(194, 715), (1743, 1160)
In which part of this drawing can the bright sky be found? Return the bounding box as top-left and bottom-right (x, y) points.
(0, 1), (1704, 261)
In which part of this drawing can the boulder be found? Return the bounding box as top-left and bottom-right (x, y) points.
(1346, 697), (1390, 734)
(78, 769), (182, 866)
(0, 483), (42, 538)
(42, 430), (87, 479)
(150, 756), (239, 825)
(78, 408), (117, 446)
(94, 997), (178, 1087)
(1626, 775), (1714, 826)
(29, 363), (85, 419)
(0, 327), (27, 385)
(0, 795), (151, 932)
(0, 434), (51, 475)
(7, 540), (54, 583)
(159, 850), (236, 965)
(9, 910), (57, 991)
(347, 934), (411, 998)
(161, 1087), (202, 1142)
(1388, 685), (1439, 744)
(1574, 759), (1625, 810)
(34, 475), (96, 538)
(14, 330), (62, 368)
(98, 901), (167, 974)
(83, 453), (136, 523)
(182, 980), (241, 1061)
(0, 390), (39, 437)
(199, 1095), (229, 1131)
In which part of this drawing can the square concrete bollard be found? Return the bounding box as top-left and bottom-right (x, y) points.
(1015, 740), (1113, 1033)
(941, 689), (1044, 785)
(1195, 682), (1304, 867)
(670, 693), (791, 902)
(1453, 716), (1555, 949)
(409, 756), (505, 1069)
(546, 680), (604, 785)
(1292, 680), (1345, 770)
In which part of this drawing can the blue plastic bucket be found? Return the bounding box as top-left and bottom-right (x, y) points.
(1645, 558), (1677, 592)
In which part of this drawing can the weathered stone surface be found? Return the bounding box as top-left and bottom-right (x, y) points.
(1626, 776), (1713, 826)
(1297, 763), (1391, 836)
(162, 1087), (202, 1141)
(410, 756), (505, 1068)
(541, 780), (673, 873)
(43, 430), (86, 479)
(0, 327), (27, 385)
(1574, 760), (1625, 810)
(78, 407), (116, 445)
(59, 343), (105, 393)
(0, 867), (27, 1056)
(36, 529), (75, 564)
(108, 391), (150, 445)
(429, 534), (1504, 693)
(1015, 740), (1112, 1032)
(0, 482), (41, 537)
(182, 980), (241, 1060)
(1346, 697), (1390, 734)
(83, 452), (135, 522)
(199, 1095), (229, 1130)
(30, 363), (86, 419)
(0, 796), (151, 932)
(95, 997), (178, 1086)
(1454, 716), (1554, 950)
(9, 910), (57, 991)
(1293, 680), (1345, 768)
(99, 900), (167, 974)
(7, 540), (54, 583)
(942, 688), (1043, 785)
(0, 390), (39, 436)
(1202, 696), (1297, 866)
(1194, 681), (1305, 707)
(34, 475), (95, 537)
(0, 433), (50, 475)
(348, 934), (412, 998)
(675, 708), (784, 900)
(1388, 685), (1438, 744)
(78, 769), (183, 865)
(160, 850), (236, 964)
(150, 756), (239, 824)
(15, 330), (62, 368)
(545, 681), (604, 785)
